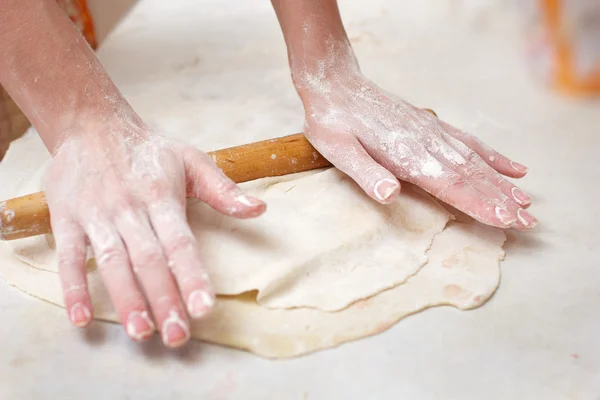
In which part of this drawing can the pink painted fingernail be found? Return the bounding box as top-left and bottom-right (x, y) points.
(70, 303), (91, 328)
(495, 206), (517, 226)
(517, 208), (538, 228)
(374, 179), (400, 203)
(511, 187), (532, 205)
(510, 161), (529, 174)
(162, 311), (191, 348)
(187, 290), (215, 318)
(126, 310), (155, 341)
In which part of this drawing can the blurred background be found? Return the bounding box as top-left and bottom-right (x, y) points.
(1, 0), (598, 162)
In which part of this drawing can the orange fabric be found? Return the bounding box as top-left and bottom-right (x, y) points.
(539, 0), (600, 95)
(57, 0), (97, 49)
(0, 0), (98, 155)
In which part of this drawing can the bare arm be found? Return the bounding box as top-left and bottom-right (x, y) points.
(270, 0), (357, 98)
(0, 0), (134, 151)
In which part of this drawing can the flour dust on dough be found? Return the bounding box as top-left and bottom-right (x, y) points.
(0, 220), (505, 358)
(9, 168), (450, 312)
(1, 166), (505, 358)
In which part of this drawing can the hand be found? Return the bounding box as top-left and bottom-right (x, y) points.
(44, 117), (266, 347)
(299, 73), (537, 230)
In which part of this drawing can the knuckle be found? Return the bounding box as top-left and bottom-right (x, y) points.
(155, 295), (176, 308)
(145, 179), (171, 200)
(182, 148), (212, 173)
(464, 166), (486, 182)
(118, 293), (147, 313)
(189, 148), (212, 164)
(304, 130), (342, 151)
(63, 284), (88, 301)
(211, 177), (238, 196)
(496, 175), (509, 185)
(361, 165), (383, 183)
(133, 247), (165, 270)
(446, 174), (466, 190)
(95, 246), (126, 266)
(176, 272), (209, 287)
(435, 174), (466, 199)
(111, 191), (135, 211)
(202, 193), (222, 208)
(164, 234), (196, 255)
(57, 251), (86, 270)
(465, 150), (481, 164)
(51, 216), (77, 233)
(62, 284), (89, 304)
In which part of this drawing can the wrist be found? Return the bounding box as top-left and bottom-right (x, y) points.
(292, 60), (365, 106)
(291, 39), (363, 102)
(50, 105), (149, 154)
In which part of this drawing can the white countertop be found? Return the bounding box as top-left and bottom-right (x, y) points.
(1, 1), (599, 398)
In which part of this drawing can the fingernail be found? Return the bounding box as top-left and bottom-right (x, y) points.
(162, 311), (191, 348)
(517, 208), (539, 228)
(511, 187), (532, 205)
(126, 310), (155, 341)
(70, 303), (91, 328)
(374, 179), (400, 203)
(510, 161), (529, 174)
(495, 206), (517, 226)
(187, 290), (215, 318)
(236, 194), (264, 208)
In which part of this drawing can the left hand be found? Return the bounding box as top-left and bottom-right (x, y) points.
(298, 74), (537, 230)
(44, 117), (266, 347)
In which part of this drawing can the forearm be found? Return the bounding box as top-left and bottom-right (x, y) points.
(270, 0), (360, 99)
(0, 0), (137, 152)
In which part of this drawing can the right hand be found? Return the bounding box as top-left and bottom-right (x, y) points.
(44, 117), (266, 348)
(298, 74), (537, 230)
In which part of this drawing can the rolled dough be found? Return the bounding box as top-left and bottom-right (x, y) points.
(10, 168), (450, 312)
(0, 166), (506, 358)
(0, 218), (504, 358)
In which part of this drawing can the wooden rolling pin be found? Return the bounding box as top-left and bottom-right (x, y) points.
(0, 134), (329, 241)
(0, 109), (437, 241)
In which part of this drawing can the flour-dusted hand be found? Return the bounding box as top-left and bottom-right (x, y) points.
(44, 118), (266, 347)
(0, 0), (267, 347)
(299, 74), (536, 230)
(272, 0), (537, 230)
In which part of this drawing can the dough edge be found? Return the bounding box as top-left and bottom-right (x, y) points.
(0, 220), (505, 359)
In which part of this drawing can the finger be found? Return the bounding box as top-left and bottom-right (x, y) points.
(399, 155), (518, 228)
(83, 214), (155, 343)
(182, 148), (266, 218)
(428, 138), (535, 230)
(146, 199), (214, 320)
(440, 120), (529, 178)
(426, 136), (516, 210)
(442, 132), (534, 209)
(307, 130), (401, 204)
(114, 208), (191, 348)
(440, 134), (538, 229)
(52, 215), (92, 328)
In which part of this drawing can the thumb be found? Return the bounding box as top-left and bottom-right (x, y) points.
(182, 147), (266, 219)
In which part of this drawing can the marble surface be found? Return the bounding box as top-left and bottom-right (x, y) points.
(0, 0), (598, 398)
